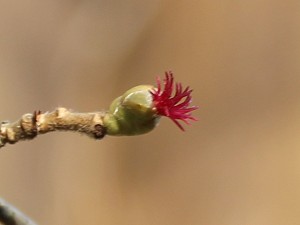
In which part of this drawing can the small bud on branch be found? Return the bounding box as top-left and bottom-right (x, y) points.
(0, 71), (198, 148)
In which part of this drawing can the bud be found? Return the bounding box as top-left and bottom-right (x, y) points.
(103, 85), (160, 135)
(104, 71), (198, 136)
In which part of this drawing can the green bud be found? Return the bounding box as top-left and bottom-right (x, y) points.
(103, 85), (160, 136)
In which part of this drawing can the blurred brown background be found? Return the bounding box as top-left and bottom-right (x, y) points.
(0, 1), (300, 225)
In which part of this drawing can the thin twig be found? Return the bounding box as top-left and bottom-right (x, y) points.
(0, 198), (37, 225)
(0, 107), (107, 149)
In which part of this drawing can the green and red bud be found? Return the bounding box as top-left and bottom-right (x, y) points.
(104, 71), (198, 136)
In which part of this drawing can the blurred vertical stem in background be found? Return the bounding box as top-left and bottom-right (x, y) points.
(0, 198), (37, 225)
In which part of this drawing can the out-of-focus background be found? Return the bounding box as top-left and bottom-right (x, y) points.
(0, 1), (300, 225)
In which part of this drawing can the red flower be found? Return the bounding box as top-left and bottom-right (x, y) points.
(150, 71), (198, 131)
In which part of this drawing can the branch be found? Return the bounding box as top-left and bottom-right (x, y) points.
(0, 108), (107, 149)
(0, 198), (37, 225)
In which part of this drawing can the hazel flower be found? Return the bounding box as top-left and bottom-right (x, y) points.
(150, 71), (198, 131)
(104, 71), (198, 136)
